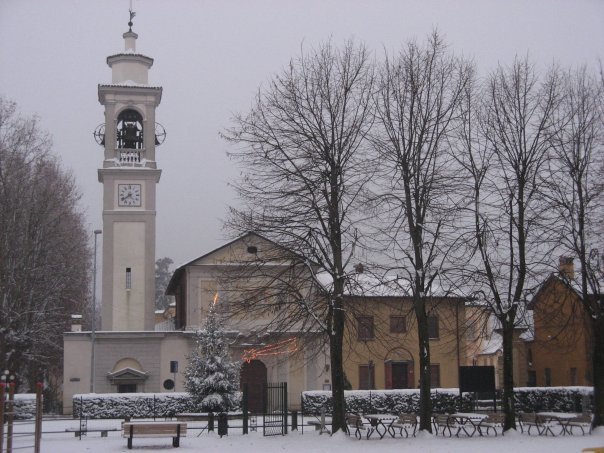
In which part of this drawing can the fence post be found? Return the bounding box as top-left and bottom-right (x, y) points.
(283, 383), (288, 435)
(0, 382), (5, 453)
(7, 380), (15, 453)
(34, 382), (43, 453)
(242, 384), (248, 435)
(218, 412), (228, 437)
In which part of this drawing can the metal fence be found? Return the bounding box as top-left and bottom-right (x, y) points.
(263, 382), (287, 436)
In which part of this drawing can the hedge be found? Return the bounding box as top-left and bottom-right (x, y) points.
(301, 386), (593, 415)
(302, 389), (474, 415)
(72, 392), (242, 419)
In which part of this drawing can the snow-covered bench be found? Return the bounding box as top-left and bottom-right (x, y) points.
(122, 421), (187, 449)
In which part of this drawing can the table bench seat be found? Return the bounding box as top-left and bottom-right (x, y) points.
(122, 422), (187, 449)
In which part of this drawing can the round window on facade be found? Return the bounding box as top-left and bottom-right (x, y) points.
(163, 379), (175, 390)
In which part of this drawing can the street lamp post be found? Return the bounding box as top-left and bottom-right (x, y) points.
(90, 229), (102, 393)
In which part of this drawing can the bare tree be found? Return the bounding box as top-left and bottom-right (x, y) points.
(456, 58), (562, 430)
(0, 97), (90, 399)
(371, 32), (473, 431)
(223, 40), (375, 433)
(546, 66), (604, 428)
(155, 257), (175, 310)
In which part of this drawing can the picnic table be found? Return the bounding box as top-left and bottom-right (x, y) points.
(364, 414), (398, 439)
(536, 412), (590, 436)
(434, 413), (487, 437)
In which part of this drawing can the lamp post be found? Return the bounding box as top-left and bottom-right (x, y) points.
(90, 229), (102, 393)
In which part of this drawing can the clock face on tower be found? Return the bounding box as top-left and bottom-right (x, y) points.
(118, 183), (142, 207)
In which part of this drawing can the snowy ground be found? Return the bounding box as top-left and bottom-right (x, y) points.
(8, 418), (604, 453)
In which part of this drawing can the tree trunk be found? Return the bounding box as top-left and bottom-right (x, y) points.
(416, 303), (432, 432)
(501, 319), (517, 431)
(592, 315), (604, 428)
(330, 302), (347, 433)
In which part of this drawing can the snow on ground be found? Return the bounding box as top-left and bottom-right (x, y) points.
(8, 419), (604, 453)
(29, 428), (604, 453)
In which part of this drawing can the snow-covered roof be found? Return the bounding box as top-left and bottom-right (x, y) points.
(317, 272), (468, 299)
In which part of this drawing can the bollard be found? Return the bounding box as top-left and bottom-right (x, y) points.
(218, 412), (228, 437)
(291, 410), (298, 431)
(208, 412), (215, 431)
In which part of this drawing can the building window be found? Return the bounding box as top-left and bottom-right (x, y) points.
(357, 316), (374, 341)
(570, 368), (578, 386)
(430, 364), (441, 388)
(545, 368), (552, 386)
(390, 316), (406, 333)
(527, 370), (537, 387)
(359, 363), (375, 390)
(428, 315), (439, 339)
(118, 383), (137, 393)
(126, 267), (132, 289)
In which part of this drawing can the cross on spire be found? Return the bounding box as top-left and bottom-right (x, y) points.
(128, 1), (136, 32)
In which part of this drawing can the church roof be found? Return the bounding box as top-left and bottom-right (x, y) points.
(166, 232), (314, 295)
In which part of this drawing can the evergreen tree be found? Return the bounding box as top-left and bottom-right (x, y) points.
(184, 304), (240, 412)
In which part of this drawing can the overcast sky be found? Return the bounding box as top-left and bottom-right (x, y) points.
(1, 0), (603, 268)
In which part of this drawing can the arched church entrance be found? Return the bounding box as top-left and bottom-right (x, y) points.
(240, 360), (267, 413)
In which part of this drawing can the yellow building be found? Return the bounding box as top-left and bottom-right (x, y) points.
(342, 293), (467, 390)
(526, 257), (593, 387)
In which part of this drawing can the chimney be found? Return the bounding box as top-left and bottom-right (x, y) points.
(559, 256), (574, 280)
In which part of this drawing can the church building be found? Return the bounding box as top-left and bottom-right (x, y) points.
(62, 15), (329, 415)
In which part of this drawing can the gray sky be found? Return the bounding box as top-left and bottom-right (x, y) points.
(1, 0), (603, 267)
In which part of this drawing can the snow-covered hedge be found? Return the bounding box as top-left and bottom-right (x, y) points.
(73, 392), (242, 419)
(514, 386), (592, 413)
(12, 394), (37, 420)
(302, 387), (594, 415)
(301, 389), (474, 415)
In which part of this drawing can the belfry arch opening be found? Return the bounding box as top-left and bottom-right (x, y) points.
(117, 109), (144, 149)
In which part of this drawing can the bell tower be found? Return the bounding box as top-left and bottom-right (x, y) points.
(95, 11), (165, 331)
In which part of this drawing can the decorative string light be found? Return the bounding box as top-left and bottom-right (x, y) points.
(242, 338), (298, 363)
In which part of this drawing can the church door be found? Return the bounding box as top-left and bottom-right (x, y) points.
(240, 360), (267, 413)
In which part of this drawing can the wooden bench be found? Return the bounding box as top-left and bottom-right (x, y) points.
(564, 414), (592, 435)
(518, 413), (562, 436)
(389, 413), (418, 438)
(122, 421), (187, 449)
(433, 414), (453, 436)
(345, 413), (366, 440)
(477, 413), (505, 436)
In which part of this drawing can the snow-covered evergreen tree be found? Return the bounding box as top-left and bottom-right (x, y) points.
(184, 303), (240, 412)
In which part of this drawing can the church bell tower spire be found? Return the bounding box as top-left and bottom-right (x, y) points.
(94, 10), (166, 331)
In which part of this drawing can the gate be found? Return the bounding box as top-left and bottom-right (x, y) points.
(263, 382), (287, 436)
